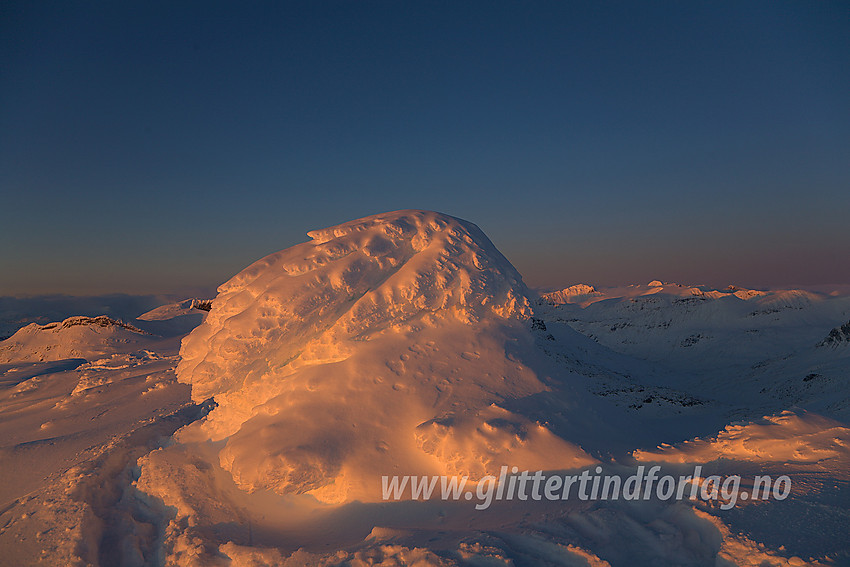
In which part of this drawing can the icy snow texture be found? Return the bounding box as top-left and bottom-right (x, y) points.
(174, 210), (592, 502)
(179, 210), (532, 404)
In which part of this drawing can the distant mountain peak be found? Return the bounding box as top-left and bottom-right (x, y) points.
(0, 315), (151, 364)
(47, 315), (148, 334)
(541, 284), (600, 305)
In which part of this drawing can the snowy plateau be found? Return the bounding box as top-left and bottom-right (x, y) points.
(0, 210), (849, 567)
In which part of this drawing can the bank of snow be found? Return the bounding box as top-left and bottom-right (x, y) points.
(143, 210), (596, 510)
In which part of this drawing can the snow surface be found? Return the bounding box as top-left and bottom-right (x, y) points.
(0, 210), (849, 566)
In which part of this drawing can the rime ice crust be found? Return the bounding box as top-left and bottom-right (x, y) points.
(178, 210), (531, 403)
(173, 210), (592, 502)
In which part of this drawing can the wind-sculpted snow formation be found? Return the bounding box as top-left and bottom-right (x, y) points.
(3, 211), (850, 566)
(168, 210), (593, 503)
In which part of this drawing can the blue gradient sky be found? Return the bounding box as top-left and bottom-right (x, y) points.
(2, 1), (848, 295)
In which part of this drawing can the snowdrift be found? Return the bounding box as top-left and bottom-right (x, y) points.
(160, 210), (594, 504)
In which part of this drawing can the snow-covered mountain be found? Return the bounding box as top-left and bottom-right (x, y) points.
(0, 297), (215, 363)
(536, 282), (850, 421)
(541, 283), (601, 305)
(0, 294), (169, 340)
(0, 211), (848, 567)
(0, 316), (151, 363)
